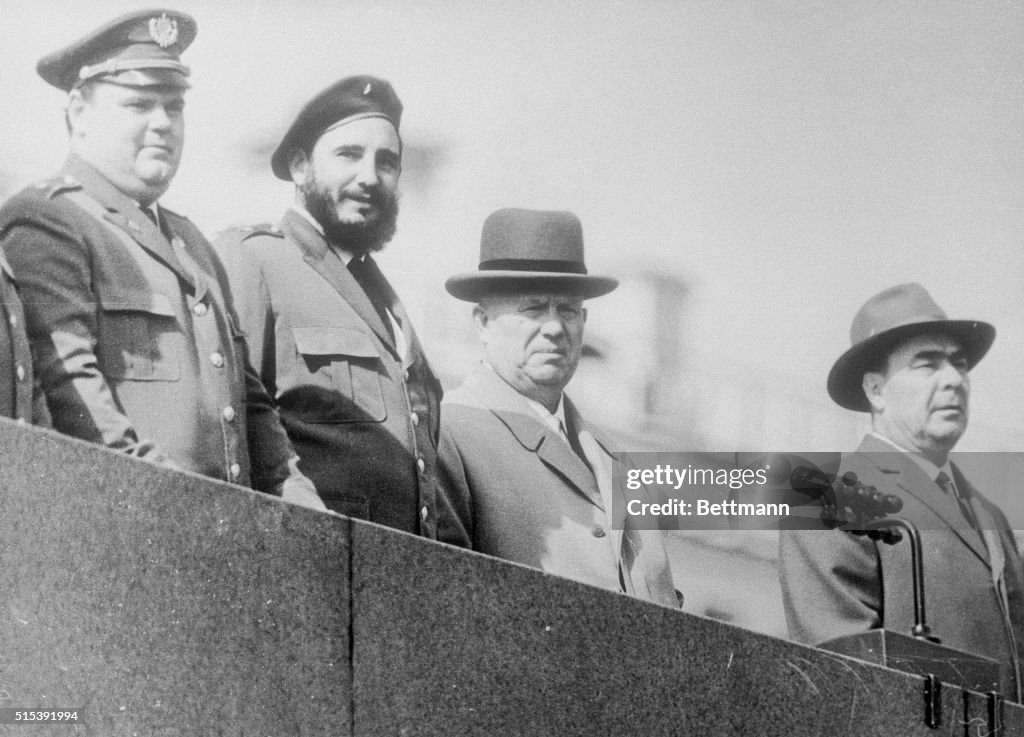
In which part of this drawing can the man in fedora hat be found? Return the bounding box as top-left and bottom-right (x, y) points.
(0, 10), (318, 503)
(779, 283), (1024, 700)
(437, 208), (678, 605)
(215, 75), (450, 534)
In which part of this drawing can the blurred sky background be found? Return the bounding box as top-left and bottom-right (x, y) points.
(1, 0), (1021, 636)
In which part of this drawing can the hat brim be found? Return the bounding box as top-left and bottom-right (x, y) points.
(445, 271), (618, 302)
(827, 319), (996, 412)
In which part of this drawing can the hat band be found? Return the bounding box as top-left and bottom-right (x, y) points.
(479, 259), (587, 274)
(77, 58), (190, 85)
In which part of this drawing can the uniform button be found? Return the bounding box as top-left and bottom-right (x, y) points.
(404, 369), (410, 381)
(222, 406), (236, 422)
(420, 505), (429, 522)
(8, 313), (16, 328)
(15, 365), (25, 381)
(410, 411), (419, 427)
(210, 352), (225, 368)
(417, 458), (425, 473)
(592, 525), (607, 538)
(193, 302), (208, 317)
(229, 463), (241, 480)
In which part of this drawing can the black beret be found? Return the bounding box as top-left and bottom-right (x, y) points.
(37, 9), (196, 91)
(271, 75), (403, 180)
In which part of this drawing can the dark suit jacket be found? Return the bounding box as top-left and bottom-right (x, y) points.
(214, 210), (445, 535)
(779, 434), (1024, 699)
(438, 365), (677, 606)
(0, 156), (294, 490)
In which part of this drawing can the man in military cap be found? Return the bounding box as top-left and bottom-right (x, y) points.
(215, 75), (450, 534)
(437, 208), (678, 606)
(778, 283), (1024, 700)
(0, 10), (319, 504)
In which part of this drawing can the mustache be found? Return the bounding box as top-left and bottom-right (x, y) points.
(337, 187), (388, 209)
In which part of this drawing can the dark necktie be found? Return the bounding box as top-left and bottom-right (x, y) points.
(141, 206), (170, 240)
(348, 257), (395, 343)
(936, 471), (976, 530)
(561, 412), (592, 471)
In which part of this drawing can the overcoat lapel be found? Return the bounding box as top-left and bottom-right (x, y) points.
(280, 209), (398, 358)
(64, 156), (196, 291)
(463, 367), (602, 509)
(857, 436), (989, 566)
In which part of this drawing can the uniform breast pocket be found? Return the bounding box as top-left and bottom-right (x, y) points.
(97, 292), (181, 382)
(291, 326), (386, 423)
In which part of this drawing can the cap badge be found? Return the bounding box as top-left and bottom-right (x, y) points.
(363, 82), (372, 95)
(148, 14), (179, 48)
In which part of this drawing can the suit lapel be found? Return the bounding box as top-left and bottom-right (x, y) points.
(281, 209), (398, 357)
(463, 367), (602, 509)
(64, 157), (196, 290)
(857, 436), (989, 566)
(955, 465), (1007, 586)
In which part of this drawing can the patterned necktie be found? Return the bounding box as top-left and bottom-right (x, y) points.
(347, 257), (395, 343)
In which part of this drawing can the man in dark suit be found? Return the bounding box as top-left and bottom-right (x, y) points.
(215, 76), (447, 534)
(779, 283), (1024, 701)
(0, 10), (317, 503)
(438, 208), (678, 606)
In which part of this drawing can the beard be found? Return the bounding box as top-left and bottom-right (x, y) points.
(301, 175), (400, 257)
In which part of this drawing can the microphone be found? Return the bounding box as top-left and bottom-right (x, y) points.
(789, 466), (902, 530)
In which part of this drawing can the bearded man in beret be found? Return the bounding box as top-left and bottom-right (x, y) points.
(0, 10), (318, 504)
(215, 76), (451, 537)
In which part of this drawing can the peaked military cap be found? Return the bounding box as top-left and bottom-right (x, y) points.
(37, 9), (197, 91)
(271, 75), (403, 180)
(446, 208), (618, 302)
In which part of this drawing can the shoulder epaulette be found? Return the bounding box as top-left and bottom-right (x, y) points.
(34, 174), (81, 199)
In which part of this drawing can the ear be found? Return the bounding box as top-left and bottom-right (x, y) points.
(472, 304), (489, 342)
(66, 89), (89, 136)
(288, 148), (310, 187)
(862, 371), (886, 413)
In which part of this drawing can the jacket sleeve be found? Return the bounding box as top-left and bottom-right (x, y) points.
(777, 527), (882, 645)
(1, 202), (171, 463)
(433, 422), (474, 549)
(213, 230), (276, 392)
(206, 231), (308, 497)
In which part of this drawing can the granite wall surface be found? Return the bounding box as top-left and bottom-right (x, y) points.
(0, 419), (1018, 735)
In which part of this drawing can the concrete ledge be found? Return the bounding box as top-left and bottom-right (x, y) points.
(0, 419), (1019, 735)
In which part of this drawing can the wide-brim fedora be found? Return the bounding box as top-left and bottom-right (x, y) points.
(827, 282), (995, 412)
(445, 208), (618, 302)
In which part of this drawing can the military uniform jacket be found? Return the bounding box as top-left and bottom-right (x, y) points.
(0, 155), (295, 490)
(214, 209), (444, 534)
(779, 434), (1024, 700)
(0, 254), (49, 425)
(438, 365), (678, 606)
